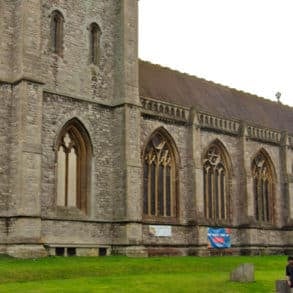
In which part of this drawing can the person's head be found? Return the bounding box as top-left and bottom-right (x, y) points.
(288, 256), (293, 264)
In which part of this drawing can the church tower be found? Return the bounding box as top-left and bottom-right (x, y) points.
(0, 0), (141, 257)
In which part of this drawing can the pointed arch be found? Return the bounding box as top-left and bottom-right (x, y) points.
(202, 139), (232, 221)
(55, 118), (92, 213)
(142, 127), (180, 220)
(251, 148), (276, 223)
(202, 139), (232, 173)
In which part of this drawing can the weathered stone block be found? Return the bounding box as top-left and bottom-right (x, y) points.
(275, 280), (291, 293)
(125, 246), (148, 257)
(230, 263), (254, 282)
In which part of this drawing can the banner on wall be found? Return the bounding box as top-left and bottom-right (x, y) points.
(207, 227), (231, 249)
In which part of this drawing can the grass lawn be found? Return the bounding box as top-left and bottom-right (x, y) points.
(0, 255), (287, 292)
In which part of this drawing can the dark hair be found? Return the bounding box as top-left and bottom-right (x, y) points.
(288, 256), (293, 261)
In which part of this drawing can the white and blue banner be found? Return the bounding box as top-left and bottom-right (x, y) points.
(207, 227), (231, 248)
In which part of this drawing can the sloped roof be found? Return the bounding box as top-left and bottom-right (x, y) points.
(139, 60), (293, 133)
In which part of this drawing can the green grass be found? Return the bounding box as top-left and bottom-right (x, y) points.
(0, 255), (286, 292)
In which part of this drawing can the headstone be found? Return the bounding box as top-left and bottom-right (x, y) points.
(275, 280), (291, 293)
(230, 263), (254, 282)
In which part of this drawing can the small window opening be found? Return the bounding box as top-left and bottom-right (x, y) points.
(67, 247), (76, 256)
(51, 10), (64, 56)
(99, 247), (107, 256)
(55, 247), (65, 256)
(89, 23), (101, 65)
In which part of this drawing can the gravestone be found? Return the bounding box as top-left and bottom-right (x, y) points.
(230, 263), (254, 282)
(275, 280), (290, 293)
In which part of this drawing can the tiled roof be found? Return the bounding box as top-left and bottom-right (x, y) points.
(139, 60), (293, 133)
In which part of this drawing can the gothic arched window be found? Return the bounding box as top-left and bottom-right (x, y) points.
(89, 23), (101, 65)
(143, 130), (178, 219)
(252, 151), (275, 223)
(56, 119), (92, 213)
(51, 10), (64, 56)
(203, 143), (230, 221)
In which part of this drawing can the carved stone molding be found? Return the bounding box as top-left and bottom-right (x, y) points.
(141, 97), (189, 124)
(198, 112), (240, 135)
(140, 97), (289, 146)
(246, 125), (281, 144)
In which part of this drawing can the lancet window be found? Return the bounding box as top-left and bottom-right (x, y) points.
(252, 151), (275, 223)
(203, 143), (230, 221)
(56, 120), (91, 213)
(143, 131), (178, 219)
(89, 23), (101, 65)
(51, 10), (64, 56)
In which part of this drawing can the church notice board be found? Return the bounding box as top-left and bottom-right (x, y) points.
(149, 225), (172, 237)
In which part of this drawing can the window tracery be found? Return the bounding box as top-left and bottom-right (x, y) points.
(143, 131), (177, 218)
(56, 120), (91, 213)
(203, 144), (230, 221)
(252, 152), (275, 223)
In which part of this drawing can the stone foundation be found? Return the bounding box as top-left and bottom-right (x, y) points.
(6, 245), (47, 259)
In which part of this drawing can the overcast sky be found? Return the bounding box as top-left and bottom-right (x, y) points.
(139, 0), (293, 107)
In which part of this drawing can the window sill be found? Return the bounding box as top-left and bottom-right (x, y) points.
(142, 215), (178, 225)
(54, 206), (87, 219)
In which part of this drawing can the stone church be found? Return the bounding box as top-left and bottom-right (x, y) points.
(0, 0), (292, 258)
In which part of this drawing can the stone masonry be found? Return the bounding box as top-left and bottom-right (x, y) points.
(0, 0), (292, 257)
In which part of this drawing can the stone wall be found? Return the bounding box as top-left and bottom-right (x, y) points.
(41, 220), (113, 246)
(139, 107), (293, 254)
(140, 117), (194, 224)
(40, 0), (118, 104)
(1, 0), (138, 105)
(0, 84), (11, 216)
(41, 92), (115, 221)
(39, 93), (138, 248)
(140, 114), (285, 229)
(0, 1), (14, 81)
(111, 106), (127, 220)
